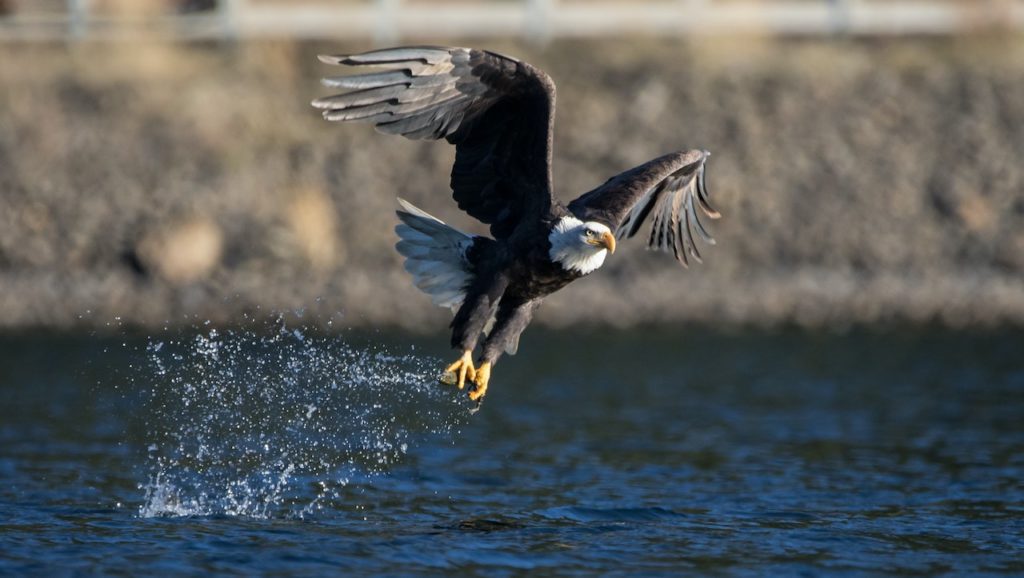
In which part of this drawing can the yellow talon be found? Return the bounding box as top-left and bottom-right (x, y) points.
(443, 350), (476, 390)
(469, 362), (491, 401)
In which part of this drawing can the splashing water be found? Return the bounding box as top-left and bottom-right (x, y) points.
(137, 324), (471, 519)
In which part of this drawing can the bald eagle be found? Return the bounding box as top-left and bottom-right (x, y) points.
(313, 46), (719, 402)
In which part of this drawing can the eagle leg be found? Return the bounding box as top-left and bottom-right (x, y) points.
(442, 350), (476, 390)
(468, 362), (491, 401)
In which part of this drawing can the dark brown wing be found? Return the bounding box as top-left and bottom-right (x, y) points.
(313, 46), (556, 239)
(567, 150), (719, 267)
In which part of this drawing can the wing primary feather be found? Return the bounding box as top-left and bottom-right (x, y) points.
(323, 47), (453, 66)
(325, 92), (464, 124)
(311, 84), (411, 109)
(682, 199), (703, 264)
(647, 206), (659, 249)
(668, 205), (684, 265)
(321, 70), (411, 89)
(323, 70), (455, 91)
(377, 106), (456, 139)
(687, 190), (716, 245)
(395, 86), (462, 105)
(317, 54), (350, 65)
(324, 110), (393, 123)
(696, 162), (721, 219)
(649, 194), (667, 250)
(320, 101), (393, 121)
(671, 185), (693, 266)
(674, 217), (688, 266)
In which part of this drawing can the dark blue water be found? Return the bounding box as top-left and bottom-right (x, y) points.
(2, 327), (1023, 576)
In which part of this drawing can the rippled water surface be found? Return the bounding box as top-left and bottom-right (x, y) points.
(2, 327), (1023, 576)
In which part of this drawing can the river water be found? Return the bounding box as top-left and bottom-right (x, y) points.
(1, 326), (1022, 575)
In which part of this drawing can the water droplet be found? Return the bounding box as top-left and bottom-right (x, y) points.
(137, 318), (471, 520)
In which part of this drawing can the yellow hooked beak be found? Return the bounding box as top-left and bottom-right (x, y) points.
(599, 230), (616, 254)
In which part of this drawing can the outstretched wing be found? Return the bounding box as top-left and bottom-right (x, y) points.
(567, 150), (720, 267)
(313, 46), (556, 239)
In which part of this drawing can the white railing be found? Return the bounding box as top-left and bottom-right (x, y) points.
(0, 0), (1022, 42)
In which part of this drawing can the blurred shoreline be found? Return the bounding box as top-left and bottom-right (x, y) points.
(2, 37), (1023, 331)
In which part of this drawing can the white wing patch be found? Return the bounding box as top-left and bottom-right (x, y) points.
(394, 198), (474, 310)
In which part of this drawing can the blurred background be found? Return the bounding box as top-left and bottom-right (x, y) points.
(2, 0), (1023, 331)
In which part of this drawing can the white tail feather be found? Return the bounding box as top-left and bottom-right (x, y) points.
(394, 198), (474, 310)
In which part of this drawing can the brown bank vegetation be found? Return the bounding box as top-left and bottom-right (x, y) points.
(1, 37), (1023, 331)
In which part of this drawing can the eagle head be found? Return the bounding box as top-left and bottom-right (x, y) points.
(549, 216), (616, 275)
